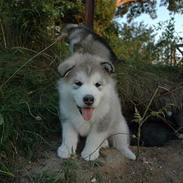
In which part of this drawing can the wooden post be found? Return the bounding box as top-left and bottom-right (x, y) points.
(85, 0), (95, 30)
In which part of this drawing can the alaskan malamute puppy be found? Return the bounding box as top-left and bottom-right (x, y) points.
(57, 53), (136, 161)
(61, 24), (118, 63)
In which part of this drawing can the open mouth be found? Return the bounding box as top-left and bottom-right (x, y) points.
(77, 106), (94, 121)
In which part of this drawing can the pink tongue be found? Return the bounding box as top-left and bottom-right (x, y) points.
(81, 108), (94, 121)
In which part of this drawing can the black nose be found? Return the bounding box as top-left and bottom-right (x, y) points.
(83, 95), (94, 106)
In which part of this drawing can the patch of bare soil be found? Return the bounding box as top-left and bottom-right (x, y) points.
(125, 140), (183, 183)
(18, 140), (183, 183)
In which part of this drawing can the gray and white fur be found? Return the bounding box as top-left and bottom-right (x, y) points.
(61, 24), (118, 63)
(57, 53), (136, 161)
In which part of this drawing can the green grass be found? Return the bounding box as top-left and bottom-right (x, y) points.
(36, 171), (63, 183)
(34, 159), (110, 183)
(0, 49), (61, 181)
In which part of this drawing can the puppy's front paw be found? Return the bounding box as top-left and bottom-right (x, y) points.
(57, 145), (71, 159)
(81, 149), (99, 161)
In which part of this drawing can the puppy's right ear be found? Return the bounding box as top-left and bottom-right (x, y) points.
(58, 61), (75, 78)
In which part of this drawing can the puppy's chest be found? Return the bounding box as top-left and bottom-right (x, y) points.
(77, 121), (91, 137)
(74, 118), (100, 137)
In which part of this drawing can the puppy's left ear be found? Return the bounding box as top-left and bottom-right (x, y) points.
(101, 62), (115, 74)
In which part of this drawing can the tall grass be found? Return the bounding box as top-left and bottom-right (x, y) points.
(0, 48), (63, 182)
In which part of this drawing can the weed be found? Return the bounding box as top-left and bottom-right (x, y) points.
(0, 163), (14, 177)
(36, 171), (63, 183)
(132, 86), (181, 158)
(132, 88), (159, 157)
(35, 159), (79, 183)
(0, 50), (59, 169)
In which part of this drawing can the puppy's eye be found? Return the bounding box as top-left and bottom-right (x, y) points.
(95, 82), (102, 88)
(74, 81), (83, 87)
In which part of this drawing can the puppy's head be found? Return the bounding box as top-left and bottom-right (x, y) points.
(58, 53), (114, 121)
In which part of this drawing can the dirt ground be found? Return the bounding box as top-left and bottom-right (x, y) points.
(17, 139), (183, 183)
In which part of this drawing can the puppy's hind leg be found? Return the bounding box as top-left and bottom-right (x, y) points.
(111, 118), (136, 160)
